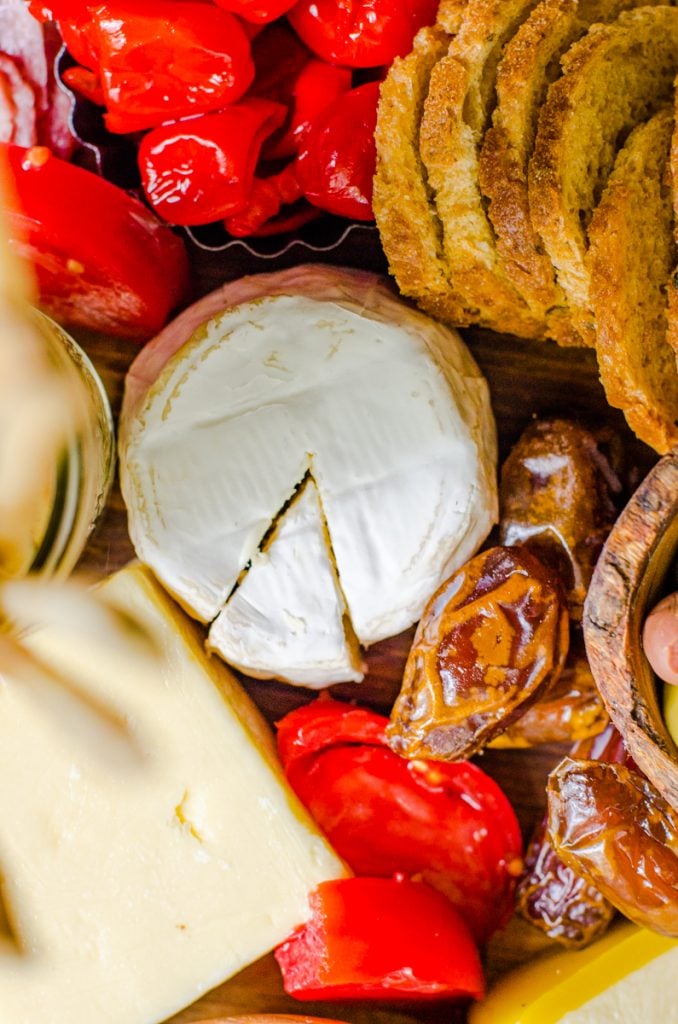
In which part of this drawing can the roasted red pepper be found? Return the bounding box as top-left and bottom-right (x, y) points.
(296, 81), (379, 220)
(277, 698), (523, 944)
(138, 99), (286, 226)
(266, 58), (352, 160)
(275, 876), (485, 1002)
(4, 143), (189, 339)
(57, 1), (255, 135)
(213, 0), (298, 25)
(288, 0), (439, 68)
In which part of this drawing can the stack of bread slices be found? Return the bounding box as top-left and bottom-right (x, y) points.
(374, 0), (678, 453)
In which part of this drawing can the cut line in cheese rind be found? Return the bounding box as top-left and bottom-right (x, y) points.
(0, 564), (346, 1023)
(209, 477), (364, 686)
(120, 266), (497, 673)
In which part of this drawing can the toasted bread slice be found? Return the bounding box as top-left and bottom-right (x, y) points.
(667, 81), (678, 368)
(374, 26), (468, 325)
(419, 0), (547, 339)
(479, 0), (661, 344)
(529, 7), (678, 346)
(587, 107), (678, 453)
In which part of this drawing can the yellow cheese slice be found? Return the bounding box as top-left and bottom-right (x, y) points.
(470, 922), (678, 1023)
(0, 564), (346, 1023)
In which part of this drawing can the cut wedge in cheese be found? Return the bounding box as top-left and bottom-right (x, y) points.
(0, 563), (346, 1024)
(470, 922), (678, 1024)
(208, 478), (363, 686)
(120, 266), (497, 684)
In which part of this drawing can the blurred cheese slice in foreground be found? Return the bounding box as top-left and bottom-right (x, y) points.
(209, 478), (363, 687)
(120, 265), (497, 683)
(470, 922), (678, 1023)
(0, 563), (346, 1024)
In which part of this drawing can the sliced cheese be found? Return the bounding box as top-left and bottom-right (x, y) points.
(470, 922), (678, 1024)
(208, 478), (363, 686)
(0, 564), (346, 1024)
(120, 266), (497, 674)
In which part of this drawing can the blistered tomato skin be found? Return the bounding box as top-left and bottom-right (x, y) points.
(288, 0), (439, 68)
(387, 546), (570, 761)
(499, 419), (620, 620)
(643, 592), (678, 686)
(548, 759), (678, 937)
(277, 698), (523, 944)
(296, 82), (380, 221)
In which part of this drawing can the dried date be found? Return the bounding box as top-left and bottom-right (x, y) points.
(499, 419), (620, 620)
(547, 760), (678, 936)
(490, 637), (608, 748)
(387, 546), (569, 760)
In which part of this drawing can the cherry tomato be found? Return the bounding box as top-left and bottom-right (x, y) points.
(212, 0), (298, 25)
(287, 0), (438, 68)
(296, 81), (379, 221)
(138, 99), (286, 226)
(277, 698), (523, 943)
(71, 1), (254, 135)
(275, 877), (484, 1001)
(4, 143), (189, 339)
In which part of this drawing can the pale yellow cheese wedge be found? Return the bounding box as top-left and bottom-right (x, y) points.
(0, 564), (346, 1024)
(470, 923), (678, 1023)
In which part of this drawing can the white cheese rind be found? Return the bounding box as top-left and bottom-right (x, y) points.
(0, 565), (345, 1024)
(208, 479), (363, 686)
(120, 265), (497, 657)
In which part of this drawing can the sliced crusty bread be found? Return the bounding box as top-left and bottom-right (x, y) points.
(529, 7), (678, 346)
(419, 0), (547, 339)
(587, 107), (678, 453)
(479, 0), (662, 344)
(373, 26), (468, 325)
(667, 79), (678, 368)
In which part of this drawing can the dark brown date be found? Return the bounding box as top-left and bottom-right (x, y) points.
(387, 546), (569, 760)
(547, 760), (678, 936)
(499, 419), (620, 620)
(515, 725), (624, 947)
(490, 636), (608, 748)
(516, 816), (615, 948)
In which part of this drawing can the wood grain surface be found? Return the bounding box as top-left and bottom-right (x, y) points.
(71, 235), (657, 1024)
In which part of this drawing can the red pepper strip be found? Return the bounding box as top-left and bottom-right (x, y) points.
(61, 65), (105, 107)
(212, 0), (298, 25)
(265, 58), (353, 161)
(29, 0), (100, 69)
(275, 876), (485, 1002)
(224, 162), (303, 236)
(288, 0), (439, 68)
(138, 99), (286, 227)
(296, 81), (379, 221)
(249, 22), (309, 105)
(277, 698), (523, 944)
(249, 202), (321, 237)
(80, 1), (254, 135)
(4, 143), (189, 339)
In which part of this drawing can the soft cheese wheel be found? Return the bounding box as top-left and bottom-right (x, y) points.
(120, 265), (497, 670)
(0, 565), (346, 1024)
(208, 479), (364, 686)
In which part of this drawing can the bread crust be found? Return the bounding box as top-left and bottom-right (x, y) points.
(374, 26), (470, 324)
(529, 8), (678, 345)
(419, 0), (548, 339)
(587, 107), (678, 454)
(479, 0), (657, 343)
(668, 81), (678, 369)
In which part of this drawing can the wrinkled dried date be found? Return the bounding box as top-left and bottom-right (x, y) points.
(499, 419), (620, 620)
(516, 725), (624, 947)
(490, 636), (608, 748)
(387, 546), (569, 760)
(548, 760), (678, 936)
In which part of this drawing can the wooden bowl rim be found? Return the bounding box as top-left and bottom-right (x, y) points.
(583, 451), (678, 810)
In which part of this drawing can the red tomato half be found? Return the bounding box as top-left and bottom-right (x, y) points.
(287, 0), (438, 68)
(296, 82), (379, 221)
(4, 144), (189, 339)
(275, 877), (485, 1002)
(277, 698), (523, 943)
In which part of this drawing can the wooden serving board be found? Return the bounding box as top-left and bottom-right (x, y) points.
(72, 236), (657, 1024)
